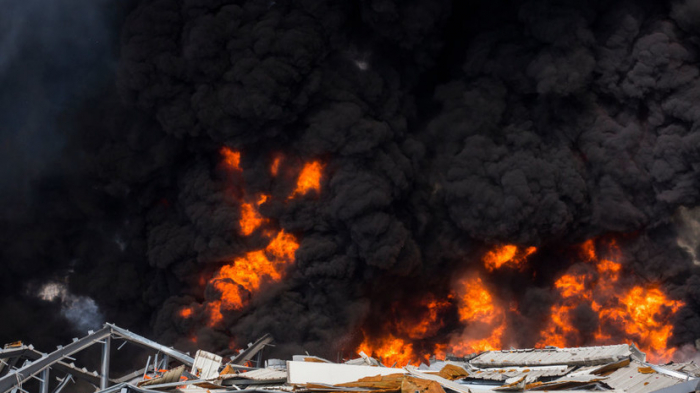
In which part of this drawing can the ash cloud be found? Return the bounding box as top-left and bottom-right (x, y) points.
(4, 0), (700, 359)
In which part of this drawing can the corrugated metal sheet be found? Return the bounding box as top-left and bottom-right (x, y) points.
(466, 365), (572, 381)
(191, 350), (222, 379)
(603, 361), (685, 393)
(471, 345), (637, 368)
(648, 379), (700, 393)
(660, 363), (700, 377)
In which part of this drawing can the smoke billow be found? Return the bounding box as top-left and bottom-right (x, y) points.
(3, 0), (700, 361)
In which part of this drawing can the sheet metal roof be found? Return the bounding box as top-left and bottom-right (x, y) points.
(660, 363), (700, 377)
(466, 365), (573, 381)
(602, 361), (686, 393)
(471, 344), (642, 368)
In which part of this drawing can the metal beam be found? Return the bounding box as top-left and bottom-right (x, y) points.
(21, 349), (103, 386)
(0, 347), (30, 360)
(100, 336), (111, 390)
(113, 367), (147, 384)
(39, 369), (49, 393)
(0, 324), (193, 393)
(231, 334), (273, 366)
(0, 327), (111, 393)
(106, 324), (193, 367)
(51, 374), (73, 393)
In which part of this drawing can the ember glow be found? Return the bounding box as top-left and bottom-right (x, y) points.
(179, 307), (192, 318)
(538, 239), (685, 362)
(290, 161), (324, 198)
(271, 156), (282, 177)
(483, 245), (536, 271)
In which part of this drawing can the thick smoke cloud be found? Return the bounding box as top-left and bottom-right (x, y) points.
(0, 0), (139, 348)
(3, 0), (700, 361)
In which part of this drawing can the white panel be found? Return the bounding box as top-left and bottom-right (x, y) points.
(191, 350), (222, 379)
(286, 361), (405, 384)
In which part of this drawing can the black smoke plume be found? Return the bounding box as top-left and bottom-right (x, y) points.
(3, 0), (700, 362)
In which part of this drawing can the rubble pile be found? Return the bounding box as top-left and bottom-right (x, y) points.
(0, 324), (698, 393)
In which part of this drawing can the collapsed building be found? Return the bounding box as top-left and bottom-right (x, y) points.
(1, 324), (698, 393)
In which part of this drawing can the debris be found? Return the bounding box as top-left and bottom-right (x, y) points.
(191, 350), (223, 379)
(137, 365), (185, 387)
(438, 364), (470, 380)
(0, 324), (697, 393)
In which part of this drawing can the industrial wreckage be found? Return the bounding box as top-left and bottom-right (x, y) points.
(1, 324), (698, 393)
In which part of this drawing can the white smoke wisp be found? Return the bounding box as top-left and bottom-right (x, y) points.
(37, 282), (104, 331)
(674, 207), (700, 266)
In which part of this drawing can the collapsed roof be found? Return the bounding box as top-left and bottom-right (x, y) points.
(1, 324), (698, 393)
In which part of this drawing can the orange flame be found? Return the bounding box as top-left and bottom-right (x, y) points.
(197, 150), (325, 330)
(483, 245), (536, 271)
(450, 275), (506, 355)
(207, 301), (223, 326)
(554, 274), (587, 298)
(538, 239), (685, 362)
(405, 298), (452, 340)
(271, 156), (282, 177)
(239, 194), (270, 236)
(358, 334), (417, 367)
(179, 307), (193, 318)
(358, 275), (508, 364)
(605, 286), (684, 361)
(206, 230), (299, 326)
(221, 147), (241, 171)
(290, 161), (324, 198)
(358, 296), (451, 366)
(455, 277), (498, 323)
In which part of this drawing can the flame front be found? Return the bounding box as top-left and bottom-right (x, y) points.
(209, 149), (685, 363)
(608, 286), (684, 361)
(450, 275), (506, 355)
(357, 296), (451, 366)
(538, 239), (685, 362)
(355, 238), (685, 366)
(358, 335), (416, 367)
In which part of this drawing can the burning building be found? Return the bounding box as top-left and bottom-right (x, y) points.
(3, 0), (700, 382)
(1, 324), (699, 393)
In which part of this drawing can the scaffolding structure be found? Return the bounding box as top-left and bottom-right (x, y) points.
(0, 323), (194, 393)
